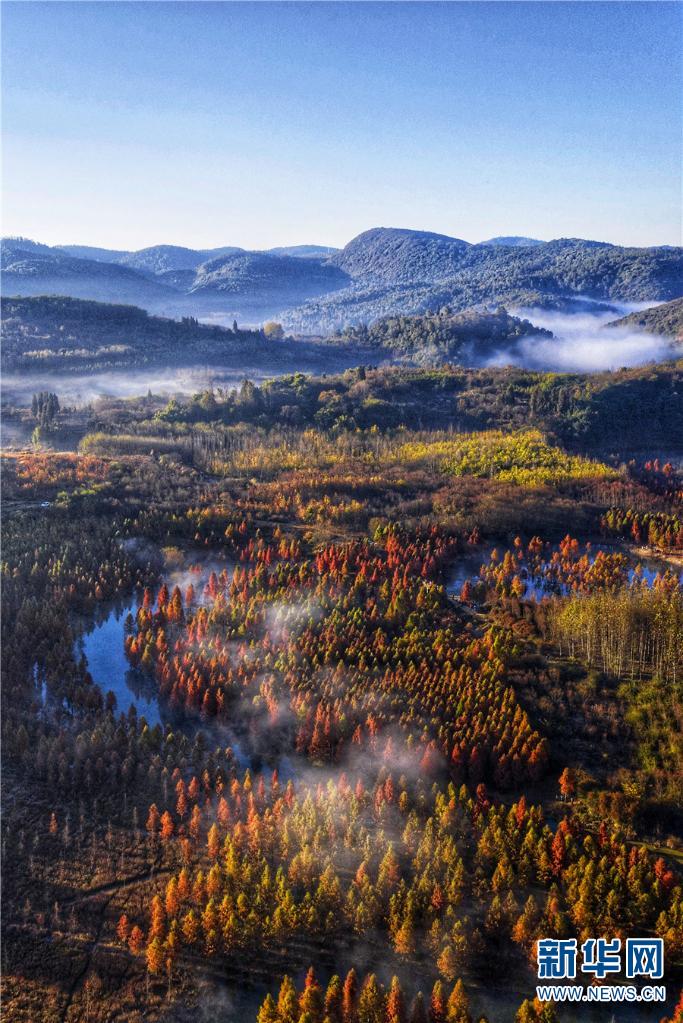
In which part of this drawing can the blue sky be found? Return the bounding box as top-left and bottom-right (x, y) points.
(2, 2), (680, 249)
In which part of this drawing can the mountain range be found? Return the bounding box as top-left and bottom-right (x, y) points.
(2, 228), (681, 332)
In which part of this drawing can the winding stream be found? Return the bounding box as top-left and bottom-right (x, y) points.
(74, 551), (229, 728)
(73, 547), (297, 778)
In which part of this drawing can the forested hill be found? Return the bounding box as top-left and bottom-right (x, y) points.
(0, 295), (370, 374)
(605, 298), (683, 340)
(335, 306), (551, 363)
(152, 360), (683, 454)
(330, 228), (471, 284)
(0, 242), (178, 309)
(329, 230), (682, 298)
(285, 232), (683, 332)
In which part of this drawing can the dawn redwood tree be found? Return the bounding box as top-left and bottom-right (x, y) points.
(299, 967), (325, 1022)
(358, 975), (385, 1023)
(437, 945), (458, 983)
(207, 822), (221, 860)
(146, 804), (160, 838)
(386, 977), (407, 1023)
(325, 975), (344, 1023)
(558, 767), (576, 800)
(160, 810), (174, 842)
(189, 804), (202, 842)
(165, 877), (180, 918)
(446, 980), (471, 1023)
(146, 937), (164, 975)
(430, 981), (447, 1023)
(181, 909), (199, 945)
(278, 975), (299, 1023)
(515, 1000), (559, 1023)
(257, 994), (279, 1023)
(116, 913), (130, 944)
(343, 968), (360, 1023)
(149, 895), (166, 940)
(128, 925), (145, 955)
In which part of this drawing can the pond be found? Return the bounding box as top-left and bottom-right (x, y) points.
(74, 551), (231, 729)
(76, 598), (161, 724)
(445, 545), (495, 596)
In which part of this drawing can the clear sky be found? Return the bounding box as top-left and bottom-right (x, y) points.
(2, 1), (681, 250)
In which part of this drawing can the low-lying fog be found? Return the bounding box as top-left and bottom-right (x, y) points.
(1, 365), (287, 407)
(1, 302), (678, 412)
(495, 301), (677, 372)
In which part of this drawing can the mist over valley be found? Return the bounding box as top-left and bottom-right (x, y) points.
(2, 229), (682, 414)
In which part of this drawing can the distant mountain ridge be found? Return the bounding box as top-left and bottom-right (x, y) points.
(57, 244), (131, 262)
(0, 242), (178, 308)
(188, 251), (350, 305)
(330, 227), (470, 284)
(480, 236), (545, 247)
(2, 236), (56, 255)
(2, 229), (682, 331)
(285, 230), (683, 332)
(118, 245), (244, 274)
(265, 245), (339, 259)
(1, 239), (347, 316)
(57, 242), (338, 265)
(58, 243), (245, 271)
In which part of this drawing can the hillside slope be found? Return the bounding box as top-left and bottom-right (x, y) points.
(605, 298), (683, 340)
(0, 295), (375, 375)
(189, 251), (350, 303)
(118, 245), (243, 274)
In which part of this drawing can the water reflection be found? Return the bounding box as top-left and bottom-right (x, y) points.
(75, 552), (232, 728)
(76, 598), (161, 724)
(446, 543), (681, 600)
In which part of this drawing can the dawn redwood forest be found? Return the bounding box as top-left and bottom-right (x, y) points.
(2, 359), (683, 1022)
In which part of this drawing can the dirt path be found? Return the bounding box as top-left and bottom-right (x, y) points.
(56, 861), (171, 1022)
(59, 889), (115, 1023)
(60, 864), (172, 909)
